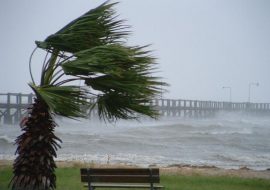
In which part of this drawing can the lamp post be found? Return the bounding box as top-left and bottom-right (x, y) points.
(222, 86), (232, 102)
(248, 82), (259, 103)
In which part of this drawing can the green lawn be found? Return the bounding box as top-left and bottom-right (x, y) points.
(1, 167), (270, 190)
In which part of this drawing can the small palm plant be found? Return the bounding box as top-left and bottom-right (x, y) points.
(10, 1), (166, 190)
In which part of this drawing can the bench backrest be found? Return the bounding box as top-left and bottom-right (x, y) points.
(80, 168), (160, 183)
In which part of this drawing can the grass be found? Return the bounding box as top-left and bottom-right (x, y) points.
(161, 175), (270, 190)
(1, 166), (270, 190)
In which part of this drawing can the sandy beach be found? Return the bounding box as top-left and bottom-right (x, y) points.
(1, 160), (270, 180)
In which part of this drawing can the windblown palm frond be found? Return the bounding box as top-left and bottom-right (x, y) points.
(36, 1), (129, 54)
(30, 84), (89, 118)
(60, 44), (164, 119)
(61, 45), (154, 76)
(96, 91), (158, 120)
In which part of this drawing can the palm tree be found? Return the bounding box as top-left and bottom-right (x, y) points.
(10, 1), (166, 190)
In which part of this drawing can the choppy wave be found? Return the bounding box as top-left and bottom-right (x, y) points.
(1, 114), (270, 170)
(191, 128), (253, 135)
(0, 135), (14, 144)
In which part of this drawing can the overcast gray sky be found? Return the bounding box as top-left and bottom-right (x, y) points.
(1, 0), (270, 102)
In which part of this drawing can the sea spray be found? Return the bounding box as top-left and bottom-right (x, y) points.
(1, 114), (270, 170)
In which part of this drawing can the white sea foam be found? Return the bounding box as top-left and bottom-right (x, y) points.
(0, 135), (14, 144)
(1, 113), (270, 170)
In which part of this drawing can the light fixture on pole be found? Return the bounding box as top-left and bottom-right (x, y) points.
(222, 86), (232, 102)
(248, 82), (259, 103)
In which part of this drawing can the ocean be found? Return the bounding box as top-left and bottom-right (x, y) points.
(1, 112), (270, 170)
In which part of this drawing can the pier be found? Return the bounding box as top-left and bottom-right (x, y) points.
(1, 93), (270, 124)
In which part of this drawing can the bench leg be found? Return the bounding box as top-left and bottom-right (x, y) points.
(88, 185), (94, 190)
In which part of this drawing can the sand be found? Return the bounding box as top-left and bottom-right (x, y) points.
(1, 160), (269, 179)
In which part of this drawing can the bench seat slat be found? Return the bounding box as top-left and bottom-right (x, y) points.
(81, 175), (160, 183)
(84, 183), (164, 189)
(81, 168), (159, 175)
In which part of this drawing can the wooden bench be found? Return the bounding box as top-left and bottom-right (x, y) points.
(80, 168), (164, 190)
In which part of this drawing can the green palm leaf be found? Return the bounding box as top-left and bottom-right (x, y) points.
(61, 45), (154, 76)
(62, 45), (163, 91)
(30, 84), (90, 118)
(96, 91), (158, 120)
(36, 1), (129, 53)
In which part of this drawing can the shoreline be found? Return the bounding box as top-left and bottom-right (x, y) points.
(1, 160), (270, 179)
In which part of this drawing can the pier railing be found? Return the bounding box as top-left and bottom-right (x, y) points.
(1, 93), (270, 124)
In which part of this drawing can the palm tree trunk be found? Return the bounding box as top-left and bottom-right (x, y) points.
(11, 98), (61, 190)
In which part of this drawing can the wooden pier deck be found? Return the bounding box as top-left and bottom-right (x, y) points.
(1, 93), (270, 124)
